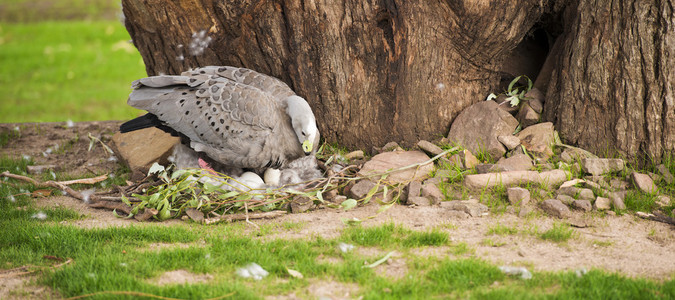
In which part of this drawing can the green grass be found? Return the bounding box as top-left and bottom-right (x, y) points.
(487, 223), (519, 236)
(539, 222), (576, 243)
(0, 21), (146, 122)
(0, 0), (121, 23)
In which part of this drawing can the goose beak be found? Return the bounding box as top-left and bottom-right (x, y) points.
(302, 140), (313, 155)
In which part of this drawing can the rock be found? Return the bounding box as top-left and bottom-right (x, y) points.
(475, 164), (496, 174)
(560, 179), (585, 188)
(516, 102), (540, 128)
(434, 169), (462, 181)
(381, 142), (401, 152)
(498, 135), (521, 150)
(630, 172), (658, 194)
(524, 88), (544, 113)
(447, 101), (519, 160)
(557, 186), (595, 200)
(322, 189), (339, 202)
(461, 149), (480, 169)
(609, 193), (626, 210)
(495, 154), (533, 171)
(344, 150), (364, 160)
(26, 165), (57, 174)
(441, 200), (489, 217)
(417, 140), (444, 157)
(495, 94), (520, 115)
(358, 150), (433, 183)
(185, 208), (205, 223)
(445, 154), (464, 169)
(111, 127), (180, 173)
(610, 179), (629, 190)
(656, 195), (671, 207)
(421, 183), (444, 204)
(572, 200), (592, 212)
(556, 194), (575, 205)
(506, 187), (530, 205)
(333, 195), (347, 204)
(656, 164), (674, 184)
(518, 206), (534, 218)
(346, 180), (377, 199)
(649, 172), (662, 184)
(464, 170), (568, 190)
(594, 197), (611, 211)
(560, 147), (597, 163)
(515, 122), (555, 160)
(446, 210), (470, 219)
(407, 196), (433, 206)
(540, 199), (572, 219)
(290, 196), (313, 213)
(403, 181), (423, 203)
(581, 158), (625, 176)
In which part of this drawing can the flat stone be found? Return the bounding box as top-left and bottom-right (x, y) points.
(560, 179), (585, 188)
(498, 135), (521, 150)
(417, 140), (444, 157)
(447, 101), (519, 160)
(556, 194), (575, 205)
(421, 183), (444, 204)
(515, 122), (555, 160)
(403, 181), (423, 203)
(631, 172), (658, 194)
(290, 196), (313, 213)
(594, 197), (611, 211)
(344, 150), (364, 160)
(581, 158), (625, 176)
(464, 170), (569, 190)
(656, 164), (674, 184)
(516, 103), (540, 128)
(461, 149), (480, 169)
(560, 147), (597, 163)
(495, 154), (533, 171)
(506, 187), (530, 205)
(112, 127), (180, 173)
(557, 186), (594, 200)
(571, 200), (592, 212)
(540, 199), (571, 219)
(441, 200), (488, 217)
(407, 196), (433, 206)
(358, 150), (433, 183)
(346, 180), (377, 200)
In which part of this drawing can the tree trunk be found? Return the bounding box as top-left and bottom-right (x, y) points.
(121, 0), (547, 150)
(543, 0), (675, 161)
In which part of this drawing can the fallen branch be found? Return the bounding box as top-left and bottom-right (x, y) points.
(57, 174), (108, 185)
(202, 210), (287, 225)
(637, 211), (675, 226)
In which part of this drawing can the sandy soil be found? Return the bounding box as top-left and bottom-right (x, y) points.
(1, 122), (674, 298)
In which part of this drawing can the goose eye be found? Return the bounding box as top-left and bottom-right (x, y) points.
(301, 131), (306, 136)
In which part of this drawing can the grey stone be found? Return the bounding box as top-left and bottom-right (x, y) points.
(594, 197), (611, 211)
(557, 186), (595, 200)
(507, 187), (530, 205)
(610, 179), (629, 190)
(475, 163), (497, 174)
(417, 140), (444, 157)
(524, 88), (545, 113)
(656, 195), (671, 207)
(346, 180), (377, 200)
(322, 189), (339, 202)
(556, 194), (575, 205)
(424, 177), (442, 186)
(581, 158), (625, 176)
(333, 195), (347, 204)
(649, 172), (662, 184)
(656, 164), (674, 184)
(407, 196), (433, 206)
(290, 196), (313, 213)
(516, 102), (541, 128)
(441, 200), (489, 217)
(515, 122), (555, 160)
(403, 181), (422, 203)
(571, 200), (592, 212)
(358, 151), (433, 183)
(498, 135), (521, 150)
(560, 148), (597, 164)
(445, 154), (464, 169)
(495, 154), (533, 171)
(464, 170), (569, 190)
(435, 169), (462, 181)
(609, 193), (626, 210)
(631, 172), (658, 194)
(540, 199), (572, 219)
(447, 101), (519, 160)
(421, 183), (444, 204)
(344, 150), (364, 160)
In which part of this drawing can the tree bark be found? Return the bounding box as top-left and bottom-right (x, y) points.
(121, 0), (547, 150)
(543, 0), (675, 161)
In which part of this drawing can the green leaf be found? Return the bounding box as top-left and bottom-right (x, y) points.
(340, 198), (358, 211)
(508, 75), (522, 92)
(363, 251), (395, 268)
(148, 162), (165, 175)
(486, 93), (497, 101)
(121, 195), (131, 206)
(506, 95), (520, 107)
(527, 77), (533, 90)
(341, 217), (362, 226)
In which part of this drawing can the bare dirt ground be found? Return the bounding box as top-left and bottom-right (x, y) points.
(1, 122), (674, 298)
